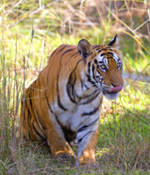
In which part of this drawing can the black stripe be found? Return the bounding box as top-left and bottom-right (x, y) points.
(78, 117), (99, 132)
(80, 79), (85, 90)
(88, 61), (91, 75)
(80, 78), (89, 89)
(34, 108), (46, 130)
(83, 83), (89, 89)
(50, 48), (57, 58)
(99, 47), (109, 51)
(30, 81), (46, 131)
(57, 74), (68, 111)
(101, 52), (113, 56)
(56, 52), (68, 111)
(45, 92), (66, 137)
(70, 73), (77, 100)
(70, 59), (82, 73)
(82, 105), (100, 116)
(32, 123), (46, 140)
(80, 88), (98, 100)
(67, 83), (77, 103)
(70, 51), (79, 58)
(30, 79), (46, 131)
(94, 59), (97, 64)
(92, 64), (95, 80)
(45, 99), (76, 142)
(28, 86), (46, 136)
(80, 90), (100, 105)
(50, 44), (67, 58)
(87, 62), (96, 86)
(62, 48), (73, 56)
(67, 73), (78, 104)
(67, 71), (82, 103)
(93, 45), (99, 49)
(78, 131), (94, 143)
(66, 59), (82, 104)
(93, 47), (113, 53)
(59, 45), (67, 52)
(86, 74), (97, 87)
(47, 47), (67, 83)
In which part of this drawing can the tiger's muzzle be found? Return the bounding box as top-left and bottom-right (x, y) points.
(102, 85), (123, 100)
(107, 85), (123, 94)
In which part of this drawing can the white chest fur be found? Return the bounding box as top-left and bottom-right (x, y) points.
(55, 92), (102, 132)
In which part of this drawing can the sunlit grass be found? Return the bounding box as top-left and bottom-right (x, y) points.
(124, 54), (150, 75)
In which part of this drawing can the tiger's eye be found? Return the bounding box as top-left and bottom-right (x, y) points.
(101, 65), (106, 69)
(99, 64), (107, 72)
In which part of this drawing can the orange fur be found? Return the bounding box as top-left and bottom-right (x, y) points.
(19, 37), (123, 166)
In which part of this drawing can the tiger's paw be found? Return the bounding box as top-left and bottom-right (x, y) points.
(76, 158), (99, 168)
(56, 152), (75, 161)
(76, 150), (98, 168)
(78, 157), (96, 165)
(53, 149), (76, 161)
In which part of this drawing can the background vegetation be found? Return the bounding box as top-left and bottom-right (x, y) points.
(0, 0), (150, 174)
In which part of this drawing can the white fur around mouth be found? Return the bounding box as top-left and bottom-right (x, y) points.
(102, 86), (122, 100)
(103, 92), (119, 100)
(108, 85), (123, 93)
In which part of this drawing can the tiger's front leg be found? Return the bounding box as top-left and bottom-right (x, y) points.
(76, 125), (99, 167)
(45, 115), (75, 159)
(46, 128), (75, 158)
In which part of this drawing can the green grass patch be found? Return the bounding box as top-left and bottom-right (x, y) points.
(0, 81), (150, 174)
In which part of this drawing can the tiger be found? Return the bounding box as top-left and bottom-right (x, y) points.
(19, 35), (124, 167)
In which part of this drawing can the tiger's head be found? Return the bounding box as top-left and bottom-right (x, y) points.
(78, 35), (124, 100)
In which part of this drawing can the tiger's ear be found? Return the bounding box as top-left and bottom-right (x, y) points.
(77, 39), (91, 62)
(108, 34), (118, 47)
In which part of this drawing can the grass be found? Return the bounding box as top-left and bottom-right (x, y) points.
(0, 0), (150, 174)
(1, 81), (150, 175)
(98, 81), (150, 171)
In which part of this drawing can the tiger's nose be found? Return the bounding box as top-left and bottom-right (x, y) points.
(111, 82), (123, 90)
(111, 78), (124, 87)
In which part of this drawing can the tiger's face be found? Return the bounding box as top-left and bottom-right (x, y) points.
(78, 35), (123, 100)
(92, 48), (123, 99)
